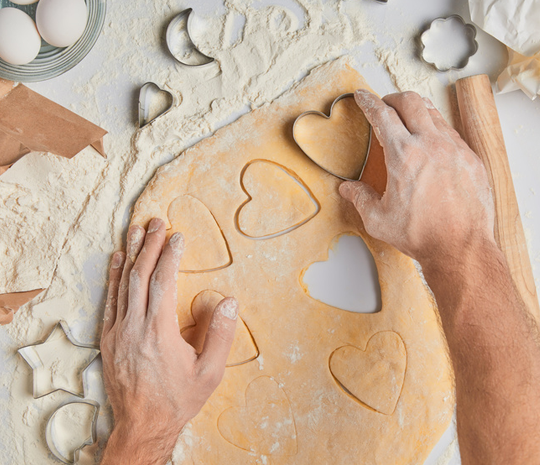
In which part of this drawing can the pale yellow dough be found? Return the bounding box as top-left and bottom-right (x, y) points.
(237, 160), (319, 238)
(181, 290), (259, 367)
(131, 59), (454, 464)
(167, 195), (231, 272)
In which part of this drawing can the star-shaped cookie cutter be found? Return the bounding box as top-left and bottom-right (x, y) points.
(45, 400), (100, 465)
(18, 320), (100, 399)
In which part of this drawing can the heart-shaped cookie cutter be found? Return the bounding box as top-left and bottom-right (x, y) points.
(45, 400), (100, 464)
(292, 93), (372, 181)
(166, 8), (216, 68)
(138, 82), (175, 128)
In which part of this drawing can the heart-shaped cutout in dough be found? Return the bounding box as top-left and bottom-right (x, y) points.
(218, 376), (297, 455)
(167, 195), (231, 272)
(301, 234), (381, 313)
(293, 93), (371, 180)
(181, 290), (259, 367)
(329, 331), (407, 415)
(236, 160), (319, 239)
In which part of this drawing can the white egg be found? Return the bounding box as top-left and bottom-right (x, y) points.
(36, 0), (88, 48)
(0, 8), (42, 65)
(10, 0), (40, 5)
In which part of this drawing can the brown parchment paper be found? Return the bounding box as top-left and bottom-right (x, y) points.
(0, 79), (107, 170)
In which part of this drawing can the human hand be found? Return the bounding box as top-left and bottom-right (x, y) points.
(339, 90), (496, 266)
(100, 218), (238, 465)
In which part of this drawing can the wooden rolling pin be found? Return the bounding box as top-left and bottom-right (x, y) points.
(456, 74), (540, 321)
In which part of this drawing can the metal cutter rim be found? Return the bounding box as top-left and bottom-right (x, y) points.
(292, 92), (373, 182)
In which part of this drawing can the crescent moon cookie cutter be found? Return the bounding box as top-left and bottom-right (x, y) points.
(17, 320), (100, 399)
(166, 8), (216, 68)
(292, 93), (372, 182)
(45, 400), (100, 464)
(420, 15), (478, 72)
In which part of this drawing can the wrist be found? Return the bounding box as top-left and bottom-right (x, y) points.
(418, 233), (499, 279)
(101, 418), (187, 465)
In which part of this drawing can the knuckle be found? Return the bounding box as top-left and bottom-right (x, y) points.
(402, 90), (419, 99)
(130, 268), (141, 283)
(201, 366), (224, 388)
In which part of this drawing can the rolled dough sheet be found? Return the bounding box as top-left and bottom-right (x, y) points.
(131, 57), (454, 464)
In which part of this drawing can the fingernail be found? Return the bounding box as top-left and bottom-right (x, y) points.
(169, 232), (185, 258)
(339, 181), (353, 199)
(220, 298), (238, 320)
(423, 97), (435, 110)
(112, 252), (125, 269)
(147, 218), (163, 234)
(128, 226), (145, 262)
(355, 89), (370, 98)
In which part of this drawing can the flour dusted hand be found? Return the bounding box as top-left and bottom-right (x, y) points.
(100, 219), (238, 465)
(341, 91), (540, 465)
(340, 90), (496, 264)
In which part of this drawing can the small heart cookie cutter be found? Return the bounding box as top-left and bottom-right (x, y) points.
(18, 320), (100, 399)
(45, 400), (100, 464)
(292, 93), (372, 182)
(138, 82), (175, 128)
(166, 8), (216, 68)
(420, 15), (478, 72)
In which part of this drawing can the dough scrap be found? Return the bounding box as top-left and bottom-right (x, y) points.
(236, 160), (319, 238)
(329, 331), (407, 415)
(131, 58), (454, 464)
(218, 376), (298, 456)
(182, 290), (259, 367)
(167, 195), (231, 272)
(293, 95), (371, 180)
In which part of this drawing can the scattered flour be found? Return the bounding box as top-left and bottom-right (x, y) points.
(0, 0), (458, 463)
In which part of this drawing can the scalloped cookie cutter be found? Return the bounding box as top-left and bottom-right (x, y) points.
(166, 8), (216, 67)
(420, 15), (478, 72)
(17, 320), (100, 399)
(45, 400), (100, 464)
(138, 82), (176, 128)
(292, 93), (372, 182)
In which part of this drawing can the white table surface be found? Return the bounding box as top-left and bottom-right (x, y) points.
(2, 0), (540, 463)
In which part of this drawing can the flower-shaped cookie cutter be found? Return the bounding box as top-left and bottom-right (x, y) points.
(292, 93), (372, 182)
(166, 8), (215, 68)
(45, 400), (100, 464)
(18, 320), (100, 399)
(420, 15), (478, 72)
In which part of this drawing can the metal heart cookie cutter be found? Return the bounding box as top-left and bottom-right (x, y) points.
(138, 82), (176, 128)
(18, 320), (100, 399)
(292, 93), (372, 182)
(45, 400), (100, 464)
(420, 15), (478, 72)
(166, 8), (216, 67)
